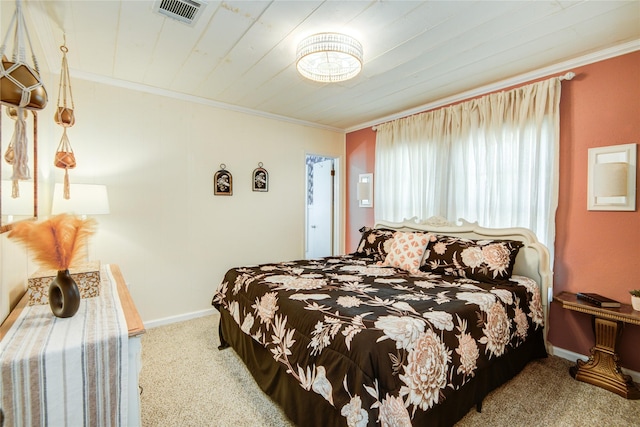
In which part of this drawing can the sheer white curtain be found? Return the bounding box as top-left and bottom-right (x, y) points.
(375, 77), (562, 252)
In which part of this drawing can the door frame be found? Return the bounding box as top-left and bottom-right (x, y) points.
(304, 154), (341, 258)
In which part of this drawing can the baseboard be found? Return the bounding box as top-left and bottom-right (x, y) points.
(144, 308), (217, 329)
(552, 346), (640, 383)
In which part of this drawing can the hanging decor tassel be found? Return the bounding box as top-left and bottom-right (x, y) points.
(4, 107), (30, 197)
(4, 106), (27, 166)
(10, 111), (29, 197)
(63, 170), (70, 199)
(53, 38), (76, 199)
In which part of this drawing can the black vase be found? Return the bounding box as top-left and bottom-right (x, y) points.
(49, 269), (80, 318)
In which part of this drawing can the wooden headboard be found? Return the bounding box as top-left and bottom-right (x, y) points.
(374, 216), (553, 343)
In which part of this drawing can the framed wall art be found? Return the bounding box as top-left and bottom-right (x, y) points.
(252, 162), (268, 192)
(214, 164), (233, 196)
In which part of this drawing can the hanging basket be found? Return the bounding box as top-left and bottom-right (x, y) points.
(54, 128), (75, 199)
(0, 1), (47, 110)
(54, 106), (75, 127)
(4, 139), (15, 165)
(6, 105), (27, 120)
(1, 58), (47, 110)
(54, 43), (75, 127)
(54, 150), (76, 169)
(54, 129), (76, 169)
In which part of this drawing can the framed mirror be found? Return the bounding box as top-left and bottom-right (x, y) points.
(0, 107), (38, 233)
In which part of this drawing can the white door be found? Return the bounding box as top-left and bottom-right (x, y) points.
(306, 159), (333, 259)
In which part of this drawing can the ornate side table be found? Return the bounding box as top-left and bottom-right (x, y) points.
(554, 291), (640, 399)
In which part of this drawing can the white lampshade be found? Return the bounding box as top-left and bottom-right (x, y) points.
(593, 162), (628, 197)
(296, 33), (363, 83)
(1, 180), (34, 215)
(357, 181), (371, 201)
(51, 183), (110, 215)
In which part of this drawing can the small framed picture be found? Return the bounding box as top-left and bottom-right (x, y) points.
(252, 162), (268, 192)
(214, 164), (233, 195)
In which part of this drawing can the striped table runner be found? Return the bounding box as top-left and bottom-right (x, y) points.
(0, 264), (129, 426)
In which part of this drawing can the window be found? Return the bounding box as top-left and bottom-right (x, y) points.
(375, 77), (563, 255)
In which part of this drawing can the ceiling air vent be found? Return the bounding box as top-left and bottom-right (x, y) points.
(153, 0), (206, 26)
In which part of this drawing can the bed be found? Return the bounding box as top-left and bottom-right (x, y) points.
(212, 217), (552, 426)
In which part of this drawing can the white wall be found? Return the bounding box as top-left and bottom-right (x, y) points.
(1, 74), (345, 323)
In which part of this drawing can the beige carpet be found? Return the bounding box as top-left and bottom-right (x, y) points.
(139, 314), (640, 426)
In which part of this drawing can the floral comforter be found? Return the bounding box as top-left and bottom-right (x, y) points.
(212, 254), (546, 427)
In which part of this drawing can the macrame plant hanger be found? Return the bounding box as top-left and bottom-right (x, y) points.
(0, 0), (47, 197)
(53, 37), (76, 200)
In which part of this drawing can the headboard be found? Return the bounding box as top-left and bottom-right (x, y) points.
(374, 216), (553, 343)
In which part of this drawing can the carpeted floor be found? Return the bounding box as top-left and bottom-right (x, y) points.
(139, 314), (640, 426)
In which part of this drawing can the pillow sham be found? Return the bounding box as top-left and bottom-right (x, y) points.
(380, 231), (433, 274)
(354, 226), (396, 262)
(420, 235), (523, 283)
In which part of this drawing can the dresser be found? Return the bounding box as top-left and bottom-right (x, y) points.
(0, 264), (146, 426)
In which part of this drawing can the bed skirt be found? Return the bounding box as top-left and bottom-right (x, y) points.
(218, 307), (547, 427)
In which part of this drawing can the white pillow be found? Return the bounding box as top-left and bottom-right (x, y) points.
(380, 232), (432, 273)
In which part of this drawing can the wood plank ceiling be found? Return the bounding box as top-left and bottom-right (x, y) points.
(7, 0), (640, 131)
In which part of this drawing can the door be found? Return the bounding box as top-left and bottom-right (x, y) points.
(306, 158), (334, 259)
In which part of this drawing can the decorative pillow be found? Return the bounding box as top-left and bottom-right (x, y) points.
(380, 231), (433, 274)
(420, 235), (523, 283)
(353, 226), (397, 262)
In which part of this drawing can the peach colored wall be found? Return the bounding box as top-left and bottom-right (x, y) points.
(345, 51), (640, 371)
(551, 51), (640, 371)
(345, 127), (376, 252)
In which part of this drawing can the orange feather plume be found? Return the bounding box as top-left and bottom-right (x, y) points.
(8, 214), (97, 271)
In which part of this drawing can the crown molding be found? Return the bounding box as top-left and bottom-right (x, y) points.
(348, 39), (640, 133)
(66, 69), (344, 134)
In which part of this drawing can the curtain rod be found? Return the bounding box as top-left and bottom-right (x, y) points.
(372, 71), (576, 131)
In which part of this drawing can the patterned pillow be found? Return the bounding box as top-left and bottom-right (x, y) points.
(420, 235), (523, 283)
(380, 231), (433, 274)
(354, 227), (396, 262)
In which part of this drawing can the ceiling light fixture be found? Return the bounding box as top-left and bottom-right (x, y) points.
(296, 33), (363, 83)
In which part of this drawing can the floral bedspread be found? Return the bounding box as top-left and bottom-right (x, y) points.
(212, 254), (545, 426)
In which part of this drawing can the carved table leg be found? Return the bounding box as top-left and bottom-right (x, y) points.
(569, 316), (640, 399)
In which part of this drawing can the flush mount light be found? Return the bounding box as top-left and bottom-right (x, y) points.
(587, 143), (637, 211)
(296, 33), (363, 83)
